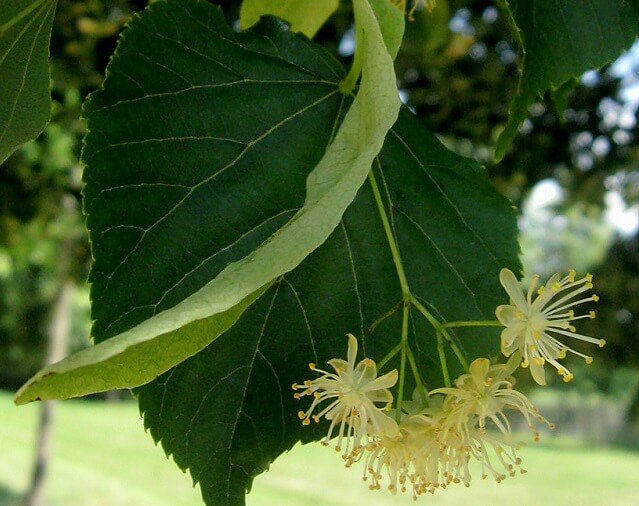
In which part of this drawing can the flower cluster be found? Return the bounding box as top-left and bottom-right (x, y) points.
(356, 355), (553, 498)
(292, 269), (602, 499)
(294, 337), (552, 499)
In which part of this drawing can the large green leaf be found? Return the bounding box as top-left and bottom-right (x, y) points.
(137, 108), (521, 505)
(15, 0), (402, 404)
(495, 0), (639, 161)
(240, 0), (339, 38)
(0, 0), (56, 164)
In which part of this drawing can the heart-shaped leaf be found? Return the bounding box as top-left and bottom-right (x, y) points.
(15, 0), (403, 404)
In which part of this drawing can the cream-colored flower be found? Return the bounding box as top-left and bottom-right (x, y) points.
(423, 402), (528, 487)
(358, 433), (413, 494)
(431, 355), (554, 441)
(293, 334), (399, 458)
(496, 268), (604, 385)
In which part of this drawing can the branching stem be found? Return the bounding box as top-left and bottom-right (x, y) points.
(378, 342), (402, 370)
(436, 329), (451, 387)
(443, 320), (502, 328)
(395, 303), (409, 421)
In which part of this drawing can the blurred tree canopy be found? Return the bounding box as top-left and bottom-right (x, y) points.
(1, 0), (637, 416)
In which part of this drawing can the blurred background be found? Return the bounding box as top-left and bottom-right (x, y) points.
(1, 0), (639, 504)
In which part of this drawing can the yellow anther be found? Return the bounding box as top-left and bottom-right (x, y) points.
(585, 282), (594, 289)
(568, 310), (575, 318)
(312, 415), (320, 423)
(533, 331), (541, 340)
(599, 339), (606, 348)
(585, 356), (593, 365)
(562, 373), (574, 383)
(568, 269), (576, 282)
(292, 383), (298, 390)
(557, 349), (567, 359)
(521, 360), (529, 368)
(589, 310), (596, 319)
(293, 393), (301, 400)
(568, 325), (576, 332)
(298, 411), (306, 419)
(516, 311), (524, 320)
(585, 273), (593, 282)
(304, 380), (312, 387)
(533, 357), (545, 366)
(537, 286), (545, 295)
(308, 362), (316, 370)
(302, 418), (311, 425)
(552, 282), (561, 292)
(313, 392), (321, 399)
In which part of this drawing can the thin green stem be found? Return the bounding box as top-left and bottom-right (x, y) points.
(378, 342), (402, 370)
(436, 330), (451, 387)
(411, 296), (469, 371)
(439, 327), (470, 371)
(395, 303), (410, 422)
(443, 320), (503, 328)
(406, 346), (428, 407)
(368, 170), (410, 298)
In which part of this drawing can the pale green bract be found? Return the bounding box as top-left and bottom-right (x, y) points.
(15, 0), (404, 405)
(0, 0), (56, 164)
(240, 0), (338, 38)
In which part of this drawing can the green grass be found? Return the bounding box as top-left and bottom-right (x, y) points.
(2, 390), (639, 505)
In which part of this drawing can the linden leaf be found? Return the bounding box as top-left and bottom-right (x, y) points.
(15, 0), (402, 404)
(0, 0), (56, 164)
(495, 0), (639, 161)
(138, 107), (521, 505)
(240, 0), (339, 38)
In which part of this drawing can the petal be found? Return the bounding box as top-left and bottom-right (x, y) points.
(354, 358), (377, 383)
(499, 268), (528, 311)
(361, 369), (398, 392)
(469, 358), (490, 386)
(366, 389), (393, 404)
(327, 358), (349, 375)
(530, 273), (562, 311)
(501, 327), (523, 356)
(496, 304), (520, 326)
(529, 360), (547, 386)
(369, 408), (400, 438)
(504, 350), (522, 376)
(346, 333), (358, 372)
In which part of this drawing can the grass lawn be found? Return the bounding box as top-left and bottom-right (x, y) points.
(1, 390), (639, 506)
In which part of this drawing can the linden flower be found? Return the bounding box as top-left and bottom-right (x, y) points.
(357, 433), (413, 495)
(426, 403), (528, 487)
(293, 334), (399, 457)
(431, 355), (554, 441)
(496, 268), (604, 385)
